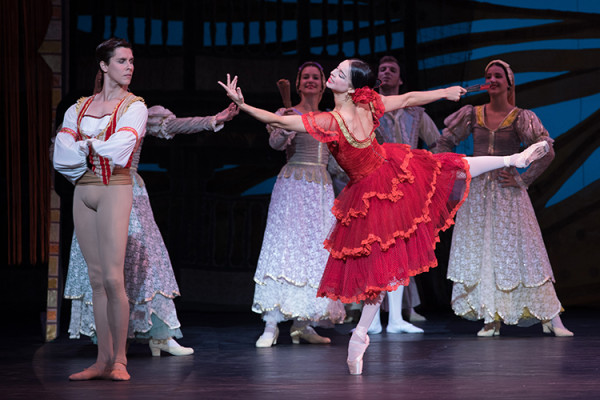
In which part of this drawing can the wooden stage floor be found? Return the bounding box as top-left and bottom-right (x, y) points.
(3, 308), (600, 400)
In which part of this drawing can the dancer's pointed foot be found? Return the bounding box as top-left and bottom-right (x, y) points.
(504, 141), (549, 168)
(347, 327), (370, 375)
(290, 325), (331, 344)
(68, 363), (109, 381)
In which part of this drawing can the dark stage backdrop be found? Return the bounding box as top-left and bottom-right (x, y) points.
(3, 0), (599, 338)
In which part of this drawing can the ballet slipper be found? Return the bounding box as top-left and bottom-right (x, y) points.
(108, 362), (131, 381)
(504, 141), (549, 168)
(386, 320), (424, 334)
(542, 321), (574, 337)
(290, 326), (331, 344)
(68, 363), (110, 381)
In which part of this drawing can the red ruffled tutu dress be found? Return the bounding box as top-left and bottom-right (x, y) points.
(302, 92), (471, 303)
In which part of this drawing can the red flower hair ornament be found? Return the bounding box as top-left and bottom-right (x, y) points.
(351, 87), (379, 105)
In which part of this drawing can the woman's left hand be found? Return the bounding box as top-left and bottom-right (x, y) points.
(498, 169), (519, 187)
(215, 102), (240, 124)
(218, 74), (245, 106)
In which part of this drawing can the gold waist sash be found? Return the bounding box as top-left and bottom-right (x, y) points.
(77, 168), (132, 186)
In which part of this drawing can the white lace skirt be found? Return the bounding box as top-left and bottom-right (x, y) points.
(252, 174), (345, 323)
(447, 173), (562, 326)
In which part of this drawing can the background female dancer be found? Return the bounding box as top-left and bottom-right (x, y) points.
(65, 102), (239, 356)
(54, 37), (147, 381)
(252, 61), (345, 348)
(219, 58), (549, 374)
(437, 59), (573, 337)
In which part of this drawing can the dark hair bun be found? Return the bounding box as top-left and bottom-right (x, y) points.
(349, 59), (377, 89)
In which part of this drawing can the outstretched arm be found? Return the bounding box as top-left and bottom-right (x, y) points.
(218, 74), (306, 133)
(381, 86), (466, 112)
(214, 102), (240, 125)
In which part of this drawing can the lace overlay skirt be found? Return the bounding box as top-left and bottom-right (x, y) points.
(252, 172), (345, 323)
(64, 174), (183, 340)
(447, 172), (562, 326)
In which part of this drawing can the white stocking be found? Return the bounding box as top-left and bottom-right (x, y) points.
(261, 311), (279, 336)
(464, 156), (506, 178)
(349, 293), (384, 361)
(465, 141), (550, 177)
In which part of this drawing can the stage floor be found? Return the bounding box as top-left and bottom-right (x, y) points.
(3, 308), (600, 400)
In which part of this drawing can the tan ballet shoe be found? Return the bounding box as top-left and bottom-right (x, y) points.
(290, 326), (331, 344)
(542, 321), (574, 337)
(68, 364), (110, 381)
(108, 362), (130, 381)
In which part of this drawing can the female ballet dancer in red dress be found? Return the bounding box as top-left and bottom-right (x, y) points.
(219, 59), (549, 375)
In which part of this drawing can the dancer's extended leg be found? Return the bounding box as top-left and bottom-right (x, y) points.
(465, 141), (549, 177)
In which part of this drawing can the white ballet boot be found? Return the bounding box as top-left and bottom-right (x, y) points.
(367, 307), (383, 334)
(149, 338), (194, 356)
(386, 287), (424, 334)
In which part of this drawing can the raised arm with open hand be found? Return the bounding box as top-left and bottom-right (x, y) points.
(218, 74), (306, 132)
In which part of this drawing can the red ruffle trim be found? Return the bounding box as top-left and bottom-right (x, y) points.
(318, 259), (440, 304)
(317, 155), (471, 304)
(331, 151), (415, 227)
(301, 112), (340, 143)
(325, 153), (459, 261)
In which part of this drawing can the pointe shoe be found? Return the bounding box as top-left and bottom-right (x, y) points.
(68, 364), (110, 381)
(290, 326), (331, 344)
(108, 362), (130, 381)
(542, 322), (574, 337)
(149, 338), (194, 356)
(505, 141), (549, 168)
(347, 331), (370, 375)
(255, 327), (279, 348)
(386, 320), (424, 334)
(477, 322), (500, 337)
